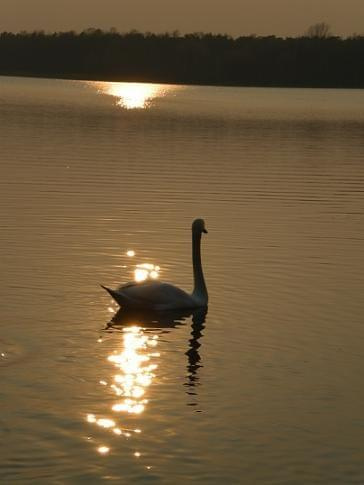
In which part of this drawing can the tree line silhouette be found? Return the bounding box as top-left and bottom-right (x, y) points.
(0, 29), (363, 88)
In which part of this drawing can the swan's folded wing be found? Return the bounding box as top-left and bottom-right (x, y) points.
(120, 281), (192, 306)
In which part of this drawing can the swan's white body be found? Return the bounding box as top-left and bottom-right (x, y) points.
(102, 219), (208, 311)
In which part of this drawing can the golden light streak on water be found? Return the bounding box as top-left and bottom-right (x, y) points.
(107, 327), (159, 415)
(92, 81), (180, 109)
(134, 268), (149, 282)
(96, 418), (115, 429)
(86, 321), (160, 456)
(97, 446), (110, 455)
(133, 263), (160, 282)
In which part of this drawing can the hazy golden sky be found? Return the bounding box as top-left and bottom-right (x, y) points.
(2, 0), (363, 37)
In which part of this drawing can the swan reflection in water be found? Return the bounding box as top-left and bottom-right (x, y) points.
(87, 306), (206, 456)
(108, 306), (207, 392)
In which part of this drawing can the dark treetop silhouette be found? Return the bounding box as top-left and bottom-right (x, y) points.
(0, 29), (363, 88)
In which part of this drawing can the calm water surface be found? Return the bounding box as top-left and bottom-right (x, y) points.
(1, 76), (364, 484)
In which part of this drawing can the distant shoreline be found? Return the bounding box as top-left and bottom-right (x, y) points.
(1, 72), (364, 90)
(1, 31), (363, 89)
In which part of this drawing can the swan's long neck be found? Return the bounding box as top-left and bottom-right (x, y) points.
(192, 230), (208, 304)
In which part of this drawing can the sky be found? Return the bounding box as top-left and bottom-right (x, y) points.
(1, 0), (364, 37)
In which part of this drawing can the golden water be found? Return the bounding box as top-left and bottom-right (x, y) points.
(1, 76), (364, 483)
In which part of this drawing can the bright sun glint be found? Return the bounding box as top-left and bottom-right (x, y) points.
(86, 328), (160, 454)
(91, 81), (180, 110)
(100, 82), (163, 109)
(98, 446), (110, 455)
(113, 83), (159, 109)
(107, 327), (159, 415)
(134, 263), (160, 282)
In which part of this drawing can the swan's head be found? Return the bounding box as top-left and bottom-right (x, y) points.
(192, 218), (208, 234)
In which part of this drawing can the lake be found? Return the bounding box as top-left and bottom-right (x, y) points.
(1, 76), (364, 484)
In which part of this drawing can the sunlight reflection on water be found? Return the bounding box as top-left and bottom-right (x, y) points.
(2, 76), (364, 483)
(134, 263), (160, 282)
(109, 326), (159, 414)
(87, 326), (159, 456)
(92, 81), (180, 109)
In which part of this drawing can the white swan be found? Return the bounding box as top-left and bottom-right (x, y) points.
(102, 219), (208, 311)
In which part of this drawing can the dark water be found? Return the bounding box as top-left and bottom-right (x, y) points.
(1, 76), (364, 483)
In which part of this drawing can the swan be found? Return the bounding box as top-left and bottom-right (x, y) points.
(101, 218), (208, 311)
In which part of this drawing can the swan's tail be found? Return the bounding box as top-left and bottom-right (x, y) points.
(100, 285), (127, 306)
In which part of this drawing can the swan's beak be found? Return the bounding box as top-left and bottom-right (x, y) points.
(203, 228), (208, 234)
